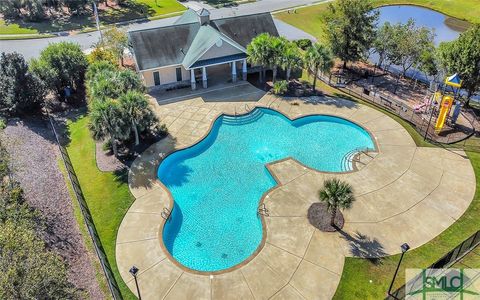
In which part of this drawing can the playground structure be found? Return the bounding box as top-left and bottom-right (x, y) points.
(419, 74), (463, 134)
(435, 95), (454, 132)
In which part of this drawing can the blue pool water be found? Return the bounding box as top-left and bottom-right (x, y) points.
(158, 108), (374, 272)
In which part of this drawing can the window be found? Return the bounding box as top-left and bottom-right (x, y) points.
(176, 67), (182, 82)
(153, 71), (160, 86)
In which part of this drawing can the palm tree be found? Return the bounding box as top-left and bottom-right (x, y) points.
(318, 178), (355, 227)
(282, 41), (302, 81)
(304, 43), (334, 92)
(247, 33), (272, 83)
(118, 91), (157, 146)
(268, 36), (287, 83)
(89, 99), (129, 157)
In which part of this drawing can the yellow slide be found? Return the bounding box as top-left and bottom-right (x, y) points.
(435, 96), (454, 132)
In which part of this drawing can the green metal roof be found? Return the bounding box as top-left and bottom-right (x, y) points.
(174, 9), (199, 25)
(181, 25), (245, 69)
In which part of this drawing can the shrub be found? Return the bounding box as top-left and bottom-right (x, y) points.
(87, 47), (118, 65)
(30, 42), (88, 99)
(0, 142), (78, 299)
(0, 52), (46, 116)
(294, 39), (313, 50)
(102, 140), (112, 152)
(273, 80), (288, 95)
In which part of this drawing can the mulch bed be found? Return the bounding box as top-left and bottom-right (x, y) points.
(307, 202), (344, 232)
(1, 117), (104, 299)
(95, 141), (125, 172)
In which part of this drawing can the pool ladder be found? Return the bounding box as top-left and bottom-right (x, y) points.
(234, 104), (254, 116)
(161, 207), (171, 221)
(245, 103), (254, 113)
(258, 203), (269, 216)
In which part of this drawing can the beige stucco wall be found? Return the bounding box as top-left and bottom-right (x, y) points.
(142, 65), (190, 87)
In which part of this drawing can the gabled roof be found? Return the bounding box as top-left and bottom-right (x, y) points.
(174, 9), (198, 25)
(198, 8), (210, 17)
(182, 25), (246, 69)
(211, 13), (279, 48)
(129, 11), (278, 71)
(128, 22), (200, 70)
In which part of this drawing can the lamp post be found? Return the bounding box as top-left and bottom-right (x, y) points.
(387, 243), (410, 299)
(92, 0), (103, 43)
(129, 266), (141, 300)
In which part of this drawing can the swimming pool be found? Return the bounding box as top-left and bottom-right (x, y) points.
(158, 108), (375, 272)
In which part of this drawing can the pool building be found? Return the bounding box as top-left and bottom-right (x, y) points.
(128, 9), (279, 90)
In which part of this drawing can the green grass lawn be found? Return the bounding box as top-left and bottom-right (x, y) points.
(66, 115), (136, 300)
(275, 0), (479, 42)
(0, 0), (186, 36)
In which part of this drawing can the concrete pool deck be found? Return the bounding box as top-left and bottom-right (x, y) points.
(117, 93), (475, 299)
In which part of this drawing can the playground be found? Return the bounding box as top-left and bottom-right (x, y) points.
(326, 62), (478, 145)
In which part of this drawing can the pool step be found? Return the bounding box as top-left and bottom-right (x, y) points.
(341, 149), (357, 171)
(222, 108), (264, 125)
(340, 148), (375, 171)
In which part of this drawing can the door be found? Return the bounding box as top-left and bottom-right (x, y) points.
(153, 71), (160, 86)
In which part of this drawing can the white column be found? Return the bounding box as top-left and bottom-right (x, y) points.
(232, 61), (237, 83)
(190, 69), (196, 90)
(202, 66), (207, 89)
(242, 59), (247, 81)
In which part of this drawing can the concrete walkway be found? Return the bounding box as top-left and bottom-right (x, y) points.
(116, 93), (475, 299)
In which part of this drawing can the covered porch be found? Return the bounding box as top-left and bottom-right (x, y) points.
(188, 55), (248, 90)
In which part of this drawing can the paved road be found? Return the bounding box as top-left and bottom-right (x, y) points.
(0, 0), (326, 60)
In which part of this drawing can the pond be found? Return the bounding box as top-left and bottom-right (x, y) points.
(376, 5), (467, 45)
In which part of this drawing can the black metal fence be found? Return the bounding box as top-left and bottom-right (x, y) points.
(47, 115), (122, 300)
(386, 230), (480, 299)
(315, 72), (479, 148)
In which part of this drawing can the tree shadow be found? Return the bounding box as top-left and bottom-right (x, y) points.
(113, 167), (129, 185)
(2, 0), (155, 34)
(99, 0), (155, 25)
(338, 229), (387, 265)
(128, 135), (192, 190)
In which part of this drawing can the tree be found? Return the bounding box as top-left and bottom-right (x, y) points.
(372, 22), (394, 82)
(86, 60), (118, 82)
(437, 24), (480, 106)
(0, 52), (45, 115)
(325, 0), (378, 68)
(89, 99), (130, 157)
(97, 27), (129, 66)
(118, 91), (158, 146)
(282, 41), (302, 81)
(304, 43), (334, 91)
(318, 178), (355, 227)
(247, 33), (272, 83)
(23, 0), (45, 21)
(385, 19), (435, 93)
(64, 0), (89, 15)
(87, 68), (144, 102)
(0, 0), (22, 19)
(30, 42), (88, 98)
(268, 36), (288, 83)
(418, 49), (439, 86)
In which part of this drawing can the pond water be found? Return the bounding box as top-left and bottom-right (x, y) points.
(376, 5), (465, 45)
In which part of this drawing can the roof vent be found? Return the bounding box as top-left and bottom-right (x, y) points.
(197, 8), (210, 25)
